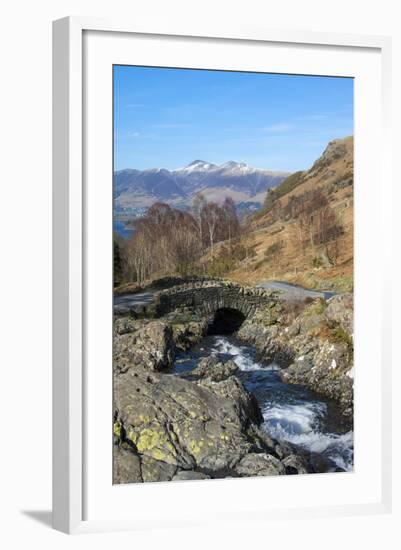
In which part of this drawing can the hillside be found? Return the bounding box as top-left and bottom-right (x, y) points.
(224, 136), (354, 292)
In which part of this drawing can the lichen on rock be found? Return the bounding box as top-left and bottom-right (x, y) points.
(113, 345), (308, 482)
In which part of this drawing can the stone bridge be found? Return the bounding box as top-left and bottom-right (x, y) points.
(154, 280), (276, 320)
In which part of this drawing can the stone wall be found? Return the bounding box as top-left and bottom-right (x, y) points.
(153, 280), (276, 318)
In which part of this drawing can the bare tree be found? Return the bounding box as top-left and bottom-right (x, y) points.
(222, 197), (240, 248)
(201, 202), (222, 258)
(192, 192), (207, 248)
(289, 189), (343, 264)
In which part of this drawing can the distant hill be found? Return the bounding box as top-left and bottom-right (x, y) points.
(114, 160), (290, 211)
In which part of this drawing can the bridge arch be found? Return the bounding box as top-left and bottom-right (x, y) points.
(207, 307), (246, 335)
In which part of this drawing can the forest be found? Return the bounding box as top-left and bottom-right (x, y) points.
(114, 187), (343, 289)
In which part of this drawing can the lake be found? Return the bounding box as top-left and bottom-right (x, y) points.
(113, 219), (134, 239)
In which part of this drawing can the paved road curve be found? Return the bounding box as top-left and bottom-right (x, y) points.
(256, 280), (335, 301)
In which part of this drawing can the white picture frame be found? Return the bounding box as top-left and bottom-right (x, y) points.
(52, 16), (392, 534)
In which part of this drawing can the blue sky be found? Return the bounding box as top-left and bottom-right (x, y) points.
(114, 65), (353, 172)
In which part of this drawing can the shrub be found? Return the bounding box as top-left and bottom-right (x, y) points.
(231, 244), (247, 261)
(330, 324), (353, 349)
(205, 256), (235, 277)
(304, 297), (328, 317)
(280, 298), (308, 320)
(318, 320), (353, 360)
(264, 241), (284, 258)
(263, 171), (305, 211)
(253, 260), (265, 271)
(312, 256), (323, 268)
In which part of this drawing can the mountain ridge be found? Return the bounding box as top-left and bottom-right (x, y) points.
(114, 160), (291, 210)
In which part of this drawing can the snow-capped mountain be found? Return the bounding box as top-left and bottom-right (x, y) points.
(114, 160), (290, 210)
(175, 160), (218, 173)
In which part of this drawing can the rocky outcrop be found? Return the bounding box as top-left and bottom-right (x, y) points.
(114, 312), (208, 374)
(113, 319), (310, 482)
(237, 294), (354, 417)
(112, 288), (353, 483)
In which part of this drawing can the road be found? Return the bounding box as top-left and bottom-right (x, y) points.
(114, 292), (155, 314)
(256, 280), (335, 301)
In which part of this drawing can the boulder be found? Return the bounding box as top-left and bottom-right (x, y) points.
(113, 443), (178, 483)
(114, 319), (174, 373)
(182, 355), (239, 382)
(172, 470), (210, 481)
(235, 453), (286, 477)
(170, 319), (208, 351)
(325, 293), (353, 336)
(140, 454), (177, 483)
(113, 446), (142, 484)
(282, 453), (311, 474)
(198, 375), (263, 426)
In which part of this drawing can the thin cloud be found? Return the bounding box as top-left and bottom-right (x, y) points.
(152, 123), (187, 129)
(263, 123), (294, 133)
(296, 111), (352, 122)
(114, 131), (141, 140)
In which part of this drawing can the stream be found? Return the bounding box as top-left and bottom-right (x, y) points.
(172, 335), (353, 473)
